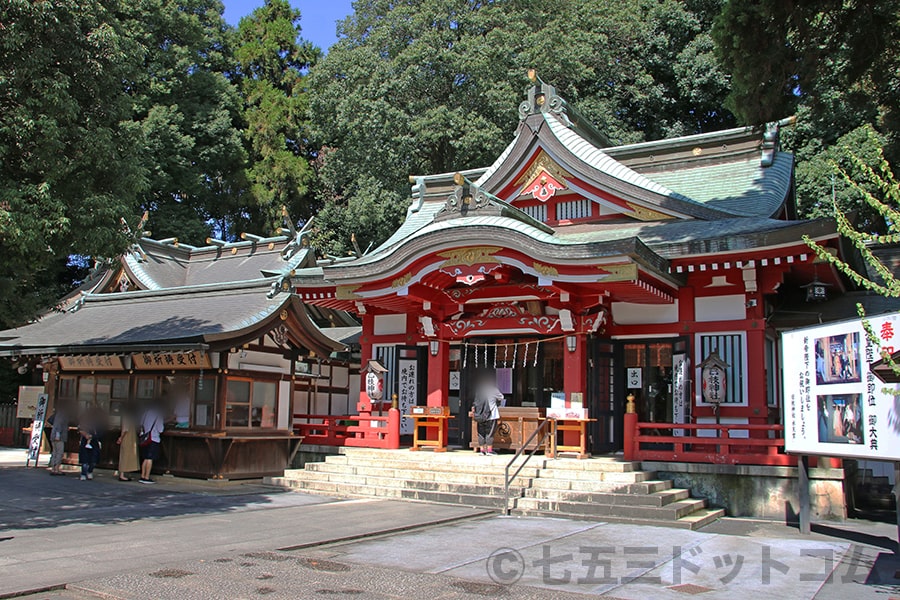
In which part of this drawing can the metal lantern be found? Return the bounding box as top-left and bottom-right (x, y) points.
(802, 278), (830, 303)
(699, 351), (729, 404)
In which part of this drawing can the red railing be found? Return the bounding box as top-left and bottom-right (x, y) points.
(625, 418), (797, 466)
(292, 411), (400, 449)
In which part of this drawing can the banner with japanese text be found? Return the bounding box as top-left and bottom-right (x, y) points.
(397, 358), (418, 435)
(782, 311), (900, 460)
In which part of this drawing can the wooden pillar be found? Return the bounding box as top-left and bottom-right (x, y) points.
(563, 335), (586, 447)
(425, 340), (449, 442)
(746, 327), (767, 427)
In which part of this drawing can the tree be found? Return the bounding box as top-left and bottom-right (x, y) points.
(713, 1), (900, 224)
(804, 130), (900, 379)
(126, 0), (248, 244)
(0, 0), (146, 328)
(236, 0), (321, 234)
(308, 0), (734, 255)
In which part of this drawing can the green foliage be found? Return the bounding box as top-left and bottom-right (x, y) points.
(236, 0), (321, 234)
(308, 0), (734, 255)
(0, 0), (145, 328)
(803, 132), (900, 380)
(127, 0), (248, 244)
(713, 1), (900, 224)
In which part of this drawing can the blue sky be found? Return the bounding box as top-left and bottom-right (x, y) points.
(222, 0), (354, 51)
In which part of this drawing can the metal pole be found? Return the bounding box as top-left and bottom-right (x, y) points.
(798, 455), (810, 535)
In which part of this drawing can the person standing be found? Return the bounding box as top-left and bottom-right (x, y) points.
(116, 410), (140, 481)
(47, 404), (69, 476)
(472, 371), (503, 456)
(78, 413), (100, 481)
(139, 404), (164, 484)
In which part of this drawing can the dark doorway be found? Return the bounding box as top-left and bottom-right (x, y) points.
(588, 340), (623, 454)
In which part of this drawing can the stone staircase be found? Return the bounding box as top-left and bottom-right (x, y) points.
(265, 448), (724, 530)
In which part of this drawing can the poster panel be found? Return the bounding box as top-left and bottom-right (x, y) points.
(671, 354), (689, 436)
(26, 393), (49, 466)
(782, 311), (900, 460)
(397, 358), (418, 435)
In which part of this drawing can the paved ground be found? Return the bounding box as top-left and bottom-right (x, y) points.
(2, 447), (900, 599)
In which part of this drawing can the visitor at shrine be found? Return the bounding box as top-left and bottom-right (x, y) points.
(473, 371), (503, 456)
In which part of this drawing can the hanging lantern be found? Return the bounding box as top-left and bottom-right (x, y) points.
(365, 359), (388, 401)
(802, 278), (831, 303)
(699, 351), (729, 404)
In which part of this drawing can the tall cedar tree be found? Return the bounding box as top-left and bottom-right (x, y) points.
(236, 0), (321, 234)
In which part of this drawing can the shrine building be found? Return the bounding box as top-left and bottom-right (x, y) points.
(291, 73), (847, 463)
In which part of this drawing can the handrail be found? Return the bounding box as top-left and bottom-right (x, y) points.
(503, 418), (556, 516)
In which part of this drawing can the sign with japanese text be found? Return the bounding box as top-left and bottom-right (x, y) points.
(397, 358), (418, 435)
(58, 355), (124, 371)
(782, 311), (900, 460)
(26, 393), (49, 466)
(626, 368), (642, 389)
(132, 351), (211, 370)
(672, 354), (689, 436)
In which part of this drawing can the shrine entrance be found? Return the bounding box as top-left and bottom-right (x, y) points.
(621, 337), (691, 426)
(588, 341), (622, 454)
(454, 337), (565, 450)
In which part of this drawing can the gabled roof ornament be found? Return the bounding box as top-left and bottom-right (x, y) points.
(760, 115), (796, 167)
(519, 69), (573, 127)
(121, 211), (151, 262)
(277, 206), (314, 261)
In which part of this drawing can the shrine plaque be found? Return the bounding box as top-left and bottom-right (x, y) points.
(58, 355), (124, 371)
(132, 351), (211, 370)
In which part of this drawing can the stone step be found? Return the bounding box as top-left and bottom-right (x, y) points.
(511, 504), (725, 531)
(266, 476), (516, 509)
(304, 463), (526, 486)
(514, 497), (709, 522)
(534, 469), (652, 483)
(282, 469), (529, 493)
(524, 487), (690, 507)
(540, 459), (641, 473)
(529, 477), (670, 494)
(337, 447), (542, 465)
(315, 459), (542, 478)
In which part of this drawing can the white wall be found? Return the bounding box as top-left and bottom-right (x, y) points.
(694, 294), (746, 322)
(612, 301), (679, 325)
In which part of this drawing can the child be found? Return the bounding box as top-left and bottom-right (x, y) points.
(78, 421), (101, 481)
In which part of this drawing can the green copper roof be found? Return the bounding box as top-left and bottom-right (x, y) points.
(645, 152), (793, 218)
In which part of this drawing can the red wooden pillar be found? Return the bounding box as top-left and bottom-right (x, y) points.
(562, 335), (586, 447)
(426, 340), (449, 441)
(746, 327), (767, 428)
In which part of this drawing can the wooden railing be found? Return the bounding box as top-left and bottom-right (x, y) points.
(626, 419), (796, 466)
(292, 411), (400, 449)
(292, 414), (355, 446)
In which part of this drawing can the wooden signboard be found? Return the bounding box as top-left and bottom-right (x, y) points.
(17, 385), (45, 419)
(132, 351), (211, 370)
(58, 355), (124, 371)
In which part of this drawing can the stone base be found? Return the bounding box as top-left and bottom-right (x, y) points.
(292, 444), (343, 469)
(641, 461), (847, 522)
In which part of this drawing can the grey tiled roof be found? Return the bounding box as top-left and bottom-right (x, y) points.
(124, 241), (308, 291)
(0, 281), (289, 352)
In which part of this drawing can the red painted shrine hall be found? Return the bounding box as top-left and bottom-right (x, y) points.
(292, 74), (847, 457)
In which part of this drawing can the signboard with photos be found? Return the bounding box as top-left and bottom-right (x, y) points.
(782, 311), (900, 460)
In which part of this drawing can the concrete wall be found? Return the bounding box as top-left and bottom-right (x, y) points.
(642, 461), (847, 522)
